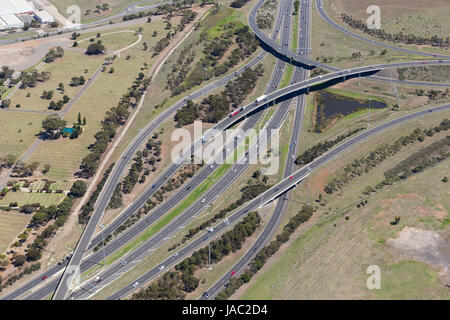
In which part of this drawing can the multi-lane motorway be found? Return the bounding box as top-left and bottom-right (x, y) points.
(2, 0), (449, 300)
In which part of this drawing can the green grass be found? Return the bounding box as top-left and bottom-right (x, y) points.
(325, 87), (386, 103)
(0, 112), (46, 159)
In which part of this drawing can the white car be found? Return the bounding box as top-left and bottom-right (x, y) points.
(133, 281), (139, 288)
(201, 199), (206, 204)
(94, 276), (101, 283)
(159, 265), (165, 271)
(173, 252), (178, 257)
(207, 227), (214, 233)
(223, 218), (229, 224)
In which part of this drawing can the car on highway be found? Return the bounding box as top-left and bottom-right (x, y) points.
(42, 276), (48, 280)
(202, 292), (209, 298)
(94, 276), (101, 283)
(201, 198), (206, 204)
(159, 265), (165, 271)
(120, 259), (127, 266)
(207, 227), (214, 233)
(223, 218), (229, 225)
(173, 252), (178, 257)
(230, 270), (237, 277)
(133, 281), (139, 288)
(289, 176), (293, 180)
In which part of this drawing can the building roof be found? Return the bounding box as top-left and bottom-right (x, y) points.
(34, 10), (54, 22)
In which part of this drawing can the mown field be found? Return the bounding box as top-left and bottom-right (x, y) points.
(0, 112), (45, 158)
(0, 192), (66, 207)
(234, 112), (450, 299)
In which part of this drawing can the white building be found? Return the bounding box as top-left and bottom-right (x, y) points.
(0, 0), (34, 16)
(34, 10), (54, 24)
(0, 14), (24, 29)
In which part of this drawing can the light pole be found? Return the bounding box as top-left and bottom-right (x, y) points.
(307, 167), (311, 204)
(203, 67), (207, 97)
(101, 228), (106, 267)
(208, 240), (212, 270)
(368, 98), (372, 127)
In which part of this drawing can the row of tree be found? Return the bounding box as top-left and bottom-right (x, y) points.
(132, 212), (261, 300)
(295, 128), (365, 166)
(325, 119), (450, 194)
(79, 71), (151, 178)
(180, 174), (271, 243)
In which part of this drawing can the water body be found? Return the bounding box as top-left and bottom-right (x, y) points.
(314, 91), (386, 132)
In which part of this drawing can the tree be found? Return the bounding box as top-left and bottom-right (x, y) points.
(86, 42), (106, 55)
(26, 248), (41, 261)
(70, 180), (87, 198)
(78, 112), (82, 125)
(4, 154), (17, 167)
(83, 117), (87, 125)
(41, 115), (67, 139)
(1, 99), (10, 108)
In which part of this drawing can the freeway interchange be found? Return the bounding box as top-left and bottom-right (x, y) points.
(1, 0), (449, 301)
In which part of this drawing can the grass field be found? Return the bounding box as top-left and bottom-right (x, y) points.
(10, 50), (104, 112)
(0, 210), (31, 254)
(0, 192), (66, 207)
(234, 113), (450, 299)
(323, 0), (450, 56)
(76, 30), (140, 52)
(0, 112), (46, 159)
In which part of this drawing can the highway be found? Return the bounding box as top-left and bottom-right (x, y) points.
(3, 0), (287, 301)
(106, 102), (450, 300)
(21, 0), (296, 301)
(202, 0), (312, 300)
(64, 0), (450, 301)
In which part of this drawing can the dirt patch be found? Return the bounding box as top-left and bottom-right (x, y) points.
(0, 37), (71, 71)
(388, 227), (450, 285)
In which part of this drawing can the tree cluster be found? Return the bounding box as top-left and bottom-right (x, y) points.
(325, 119), (449, 194)
(132, 212), (261, 300)
(174, 65), (264, 126)
(295, 128), (365, 165)
(44, 47), (64, 63)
